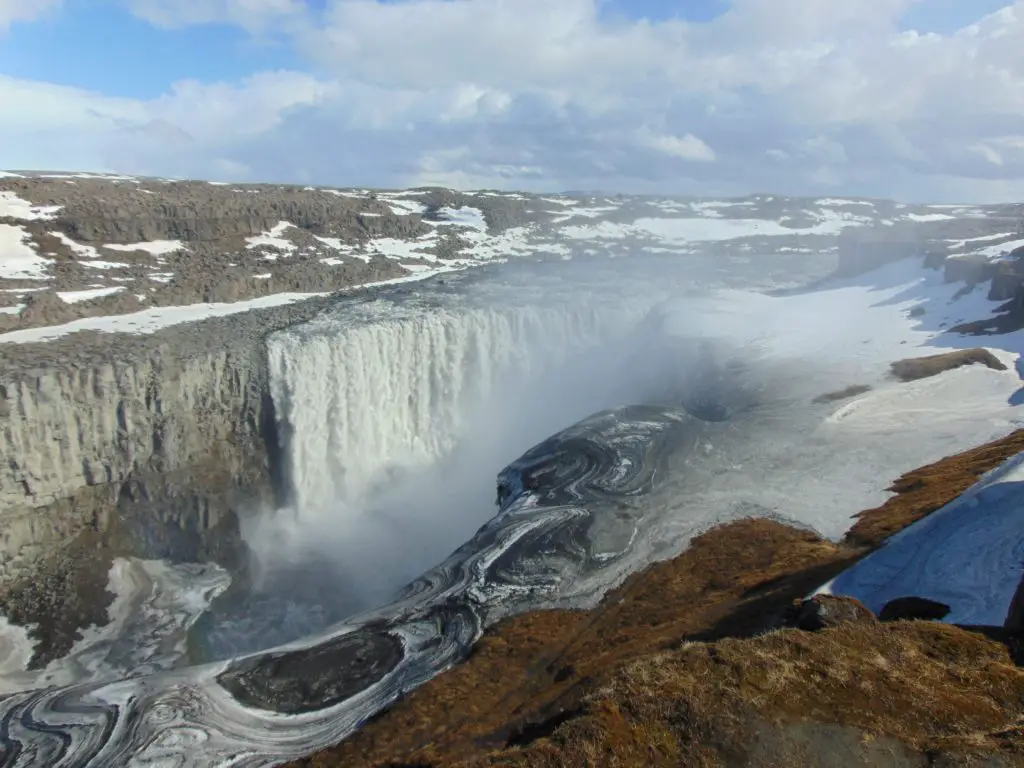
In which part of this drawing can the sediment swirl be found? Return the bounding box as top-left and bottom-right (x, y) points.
(0, 404), (703, 767)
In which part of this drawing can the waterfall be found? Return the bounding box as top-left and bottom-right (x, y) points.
(266, 299), (649, 525)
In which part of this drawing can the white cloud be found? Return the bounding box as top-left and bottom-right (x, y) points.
(0, 0), (62, 31)
(125, 0), (305, 31)
(639, 130), (716, 162)
(0, 0), (1023, 201)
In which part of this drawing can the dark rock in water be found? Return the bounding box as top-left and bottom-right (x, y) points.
(217, 623), (405, 714)
(908, 306), (926, 318)
(879, 596), (951, 622)
(781, 595), (877, 631)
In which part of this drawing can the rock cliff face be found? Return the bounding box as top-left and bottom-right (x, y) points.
(0, 294), (344, 602)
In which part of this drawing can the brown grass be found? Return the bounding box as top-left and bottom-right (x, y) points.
(290, 428), (1024, 768)
(890, 348), (1007, 382)
(845, 427), (1024, 547)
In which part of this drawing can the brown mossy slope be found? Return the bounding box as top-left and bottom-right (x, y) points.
(845, 427), (1024, 546)
(890, 347), (1007, 382)
(291, 428), (1024, 768)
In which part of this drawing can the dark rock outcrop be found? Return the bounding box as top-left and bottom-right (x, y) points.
(890, 348), (1007, 382)
(944, 254), (998, 285)
(879, 596), (952, 622)
(780, 594), (878, 631)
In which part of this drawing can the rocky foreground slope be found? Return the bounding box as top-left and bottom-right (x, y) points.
(293, 430), (1024, 767)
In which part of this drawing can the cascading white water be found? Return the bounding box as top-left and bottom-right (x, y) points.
(246, 284), (666, 614)
(268, 304), (621, 518)
(268, 299), (654, 516)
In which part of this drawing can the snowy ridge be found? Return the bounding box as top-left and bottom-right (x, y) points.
(826, 450), (1024, 627)
(5, 171), (1016, 343)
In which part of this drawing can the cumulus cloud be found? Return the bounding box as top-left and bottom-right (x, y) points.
(0, 0), (63, 31)
(0, 0), (1023, 201)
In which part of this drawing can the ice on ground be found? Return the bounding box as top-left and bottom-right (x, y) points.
(105, 240), (185, 256)
(371, 192), (428, 216)
(83, 260), (130, 270)
(437, 206), (487, 232)
(0, 265), (464, 343)
(946, 232), (1016, 249)
(970, 237), (1024, 259)
(562, 212), (868, 243)
(51, 232), (101, 259)
(38, 173), (139, 183)
(0, 293), (329, 343)
(0, 191), (61, 220)
(246, 222), (297, 254)
(462, 226), (536, 260)
(0, 224), (53, 279)
(57, 287), (125, 303)
(826, 450), (1024, 626)
(324, 189), (368, 199)
(0, 617), (34, 677)
(0, 171), (24, 179)
(651, 256), (1024, 541)
(817, 198), (874, 207)
(905, 212), (955, 222)
(313, 236), (368, 262)
(386, 199), (428, 215)
(146, 273), (175, 283)
(0, 558), (230, 694)
(368, 236), (437, 261)
(551, 205), (620, 223)
(0, 305), (22, 315)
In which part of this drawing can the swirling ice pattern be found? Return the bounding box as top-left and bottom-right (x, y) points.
(0, 404), (701, 767)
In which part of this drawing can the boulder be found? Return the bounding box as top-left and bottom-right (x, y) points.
(879, 596), (951, 622)
(780, 595), (877, 631)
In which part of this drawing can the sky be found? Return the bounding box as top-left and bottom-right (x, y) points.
(0, 0), (1022, 202)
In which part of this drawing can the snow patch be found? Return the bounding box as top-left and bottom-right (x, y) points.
(246, 222), (297, 254)
(51, 232), (101, 259)
(904, 212), (955, 222)
(57, 287), (126, 303)
(0, 191), (61, 220)
(0, 224), (52, 279)
(105, 240), (185, 256)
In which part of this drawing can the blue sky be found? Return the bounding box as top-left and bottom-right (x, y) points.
(0, 0), (1022, 201)
(0, 1), (301, 98)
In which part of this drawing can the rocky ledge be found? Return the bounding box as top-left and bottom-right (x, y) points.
(293, 430), (1024, 767)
